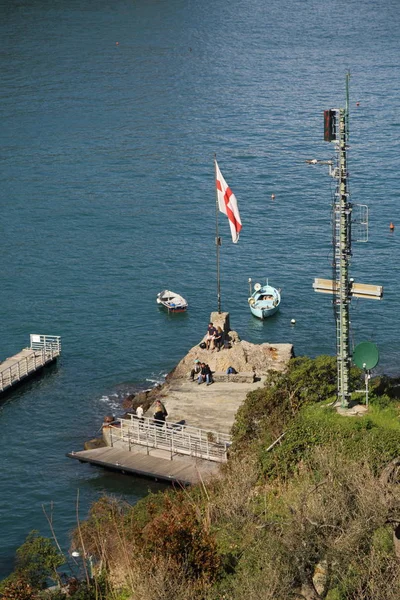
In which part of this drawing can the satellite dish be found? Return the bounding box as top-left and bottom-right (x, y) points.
(254, 283), (262, 291)
(353, 342), (379, 370)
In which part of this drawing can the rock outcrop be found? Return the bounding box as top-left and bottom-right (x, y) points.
(168, 312), (293, 382)
(120, 313), (293, 429)
(170, 337), (292, 379)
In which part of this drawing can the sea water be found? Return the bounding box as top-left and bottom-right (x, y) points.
(1, 0), (399, 578)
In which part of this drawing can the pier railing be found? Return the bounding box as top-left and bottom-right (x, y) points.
(30, 334), (61, 353)
(107, 416), (232, 463)
(0, 335), (61, 394)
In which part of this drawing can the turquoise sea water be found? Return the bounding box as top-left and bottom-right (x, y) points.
(1, 0), (399, 578)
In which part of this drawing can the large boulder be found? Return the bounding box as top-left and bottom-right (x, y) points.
(170, 333), (293, 380)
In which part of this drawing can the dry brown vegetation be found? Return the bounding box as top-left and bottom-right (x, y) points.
(67, 444), (400, 600)
(3, 357), (400, 600)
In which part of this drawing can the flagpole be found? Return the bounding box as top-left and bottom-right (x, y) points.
(214, 154), (221, 313)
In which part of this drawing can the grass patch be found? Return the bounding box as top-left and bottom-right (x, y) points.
(261, 402), (400, 479)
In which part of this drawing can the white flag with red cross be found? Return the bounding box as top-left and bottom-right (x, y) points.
(215, 160), (242, 243)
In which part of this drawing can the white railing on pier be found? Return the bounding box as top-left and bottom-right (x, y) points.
(107, 416), (232, 463)
(0, 335), (61, 394)
(30, 334), (61, 353)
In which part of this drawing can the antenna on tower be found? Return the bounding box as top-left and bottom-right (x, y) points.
(311, 74), (383, 408)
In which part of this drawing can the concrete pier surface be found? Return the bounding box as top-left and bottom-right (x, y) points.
(142, 312), (293, 434)
(69, 313), (293, 484)
(154, 377), (267, 434)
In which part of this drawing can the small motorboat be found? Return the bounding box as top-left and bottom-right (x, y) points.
(248, 281), (281, 319)
(156, 290), (188, 312)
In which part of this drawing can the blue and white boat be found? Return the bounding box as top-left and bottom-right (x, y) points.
(248, 281), (281, 319)
(156, 290), (188, 312)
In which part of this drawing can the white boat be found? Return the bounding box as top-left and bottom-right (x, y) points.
(156, 290), (188, 312)
(248, 281), (281, 319)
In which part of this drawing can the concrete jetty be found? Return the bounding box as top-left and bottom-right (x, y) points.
(151, 311), (293, 433)
(68, 313), (293, 484)
(154, 378), (266, 434)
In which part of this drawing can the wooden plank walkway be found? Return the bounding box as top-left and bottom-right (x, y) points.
(0, 335), (61, 395)
(67, 445), (221, 486)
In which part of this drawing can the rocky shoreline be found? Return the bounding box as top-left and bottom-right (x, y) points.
(85, 312), (293, 449)
(122, 312), (292, 418)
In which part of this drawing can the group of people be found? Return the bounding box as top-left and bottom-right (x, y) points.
(134, 400), (168, 426)
(205, 322), (224, 351)
(190, 359), (213, 385)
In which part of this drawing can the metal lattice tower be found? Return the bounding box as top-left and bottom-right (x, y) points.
(332, 104), (352, 406)
(312, 74), (383, 408)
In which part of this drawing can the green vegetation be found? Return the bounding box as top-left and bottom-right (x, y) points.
(2, 356), (400, 600)
(0, 531), (64, 597)
(231, 355), (360, 450)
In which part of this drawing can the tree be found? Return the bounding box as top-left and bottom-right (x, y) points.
(14, 531), (64, 589)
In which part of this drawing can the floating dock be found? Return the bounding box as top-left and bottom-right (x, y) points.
(0, 334), (61, 395)
(67, 445), (220, 486)
(68, 416), (229, 485)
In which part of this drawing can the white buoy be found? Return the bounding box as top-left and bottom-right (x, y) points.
(291, 319), (296, 325)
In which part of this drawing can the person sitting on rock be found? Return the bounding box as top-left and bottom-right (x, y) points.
(205, 322), (217, 350)
(190, 359), (202, 381)
(198, 362), (213, 385)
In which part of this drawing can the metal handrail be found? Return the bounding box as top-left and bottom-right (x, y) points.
(108, 416), (231, 463)
(0, 335), (61, 393)
(30, 334), (61, 353)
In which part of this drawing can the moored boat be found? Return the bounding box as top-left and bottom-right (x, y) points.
(248, 281), (281, 319)
(156, 290), (188, 312)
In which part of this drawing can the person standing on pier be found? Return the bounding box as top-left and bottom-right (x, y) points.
(153, 400), (168, 426)
(136, 405), (144, 422)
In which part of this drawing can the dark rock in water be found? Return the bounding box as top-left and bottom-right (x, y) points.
(122, 393), (135, 409)
(122, 386), (163, 412)
(84, 437), (107, 450)
(111, 381), (162, 408)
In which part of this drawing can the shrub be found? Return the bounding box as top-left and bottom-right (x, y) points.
(141, 496), (221, 581)
(0, 577), (39, 600)
(0, 531), (64, 593)
(232, 355), (359, 452)
(260, 404), (400, 479)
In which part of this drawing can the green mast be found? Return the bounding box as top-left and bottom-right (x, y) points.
(334, 71), (352, 407)
(314, 73), (383, 408)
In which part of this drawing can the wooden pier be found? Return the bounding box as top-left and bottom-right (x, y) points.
(0, 334), (61, 395)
